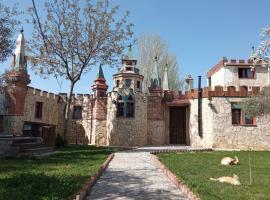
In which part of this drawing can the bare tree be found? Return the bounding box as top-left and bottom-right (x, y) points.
(243, 26), (270, 116)
(137, 34), (181, 92)
(28, 0), (133, 141)
(0, 3), (20, 63)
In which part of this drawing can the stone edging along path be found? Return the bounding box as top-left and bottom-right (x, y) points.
(73, 153), (114, 200)
(150, 153), (201, 200)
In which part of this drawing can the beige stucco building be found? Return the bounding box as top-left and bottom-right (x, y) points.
(0, 31), (269, 150)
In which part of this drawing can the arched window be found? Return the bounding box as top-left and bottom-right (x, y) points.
(116, 94), (135, 118)
(126, 95), (134, 117)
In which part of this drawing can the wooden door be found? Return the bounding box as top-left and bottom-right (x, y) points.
(170, 107), (186, 144)
(42, 126), (56, 147)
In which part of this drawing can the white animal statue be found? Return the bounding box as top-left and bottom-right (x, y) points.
(221, 156), (239, 165)
(210, 174), (241, 185)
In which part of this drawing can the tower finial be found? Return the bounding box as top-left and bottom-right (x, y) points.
(162, 63), (169, 91)
(21, 26), (24, 33)
(150, 56), (161, 88)
(127, 43), (133, 59)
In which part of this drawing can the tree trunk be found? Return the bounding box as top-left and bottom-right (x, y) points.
(63, 81), (75, 143)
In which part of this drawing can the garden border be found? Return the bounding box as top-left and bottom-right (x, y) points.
(73, 153), (114, 200)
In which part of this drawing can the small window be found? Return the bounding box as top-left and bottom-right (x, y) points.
(231, 103), (255, 125)
(137, 81), (141, 89)
(35, 102), (43, 119)
(73, 106), (82, 119)
(125, 79), (131, 88)
(117, 102), (125, 117)
(126, 67), (132, 71)
(238, 68), (255, 79)
(232, 108), (241, 125)
(116, 80), (120, 87)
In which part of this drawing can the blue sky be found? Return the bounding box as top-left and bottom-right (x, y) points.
(1, 0), (270, 94)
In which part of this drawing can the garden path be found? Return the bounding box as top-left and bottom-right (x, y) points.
(86, 147), (191, 200)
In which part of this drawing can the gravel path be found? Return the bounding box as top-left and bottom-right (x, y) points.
(86, 150), (189, 200)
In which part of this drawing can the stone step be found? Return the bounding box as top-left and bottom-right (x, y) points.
(24, 147), (53, 154)
(13, 142), (46, 151)
(0, 134), (13, 138)
(11, 137), (42, 144)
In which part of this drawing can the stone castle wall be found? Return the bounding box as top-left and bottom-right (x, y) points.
(189, 98), (214, 148)
(187, 96), (270, 150)
(7, 87), (62, 135)
(211, 97), (270, 150)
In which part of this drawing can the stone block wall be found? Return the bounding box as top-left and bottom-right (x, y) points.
(6, 87), (61, 135)
(106, 91), (147, 147)
(189, 98), (214, 148)
(211, 97), (270, 150)
(147, 120), (165, 145)
(68, 95), (93, 144)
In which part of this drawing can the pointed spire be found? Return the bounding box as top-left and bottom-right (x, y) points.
(162, 63), (169, 91)
(150, 56), (161, 88)
(96, 64), (105, 79)
(92, 64), (108, 97)
(250, 46), (256, 59)
(14, 29), (27, 71)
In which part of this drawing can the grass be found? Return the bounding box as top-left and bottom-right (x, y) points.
(158, 151), (270, 200)
(0, 145), (114, 200)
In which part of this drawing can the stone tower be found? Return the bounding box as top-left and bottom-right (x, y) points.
(91, 65), (108, 145)
(6, 29), (30, 116)
(92, 64), (108, 98)
(106, 45), (147, 146)
(147, 57), (165, 145)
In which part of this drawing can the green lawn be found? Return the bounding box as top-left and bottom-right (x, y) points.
(0, 145), (114, 200)
(158, 151), (270, 200)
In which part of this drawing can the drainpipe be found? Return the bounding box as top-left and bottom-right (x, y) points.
(198, 76), (203, 138)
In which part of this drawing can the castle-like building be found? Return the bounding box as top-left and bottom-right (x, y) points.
(0, 31), (269, 150)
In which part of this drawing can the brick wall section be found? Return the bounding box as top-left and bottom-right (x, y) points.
(6, 85), (28, 115)
(147, 95), (164, 120)
(93, 98), (107, 120)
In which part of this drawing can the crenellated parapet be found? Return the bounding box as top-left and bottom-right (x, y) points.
(207, 58), (264, 78)
(163, 85), (262, 103)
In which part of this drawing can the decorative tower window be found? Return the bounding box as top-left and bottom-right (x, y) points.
(116, 94), (135, 118)
(137, 81), (141, 89)
(126, 96), (134, 117)
(125, 79), (131, 88)
(116, 80), (120, 87)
